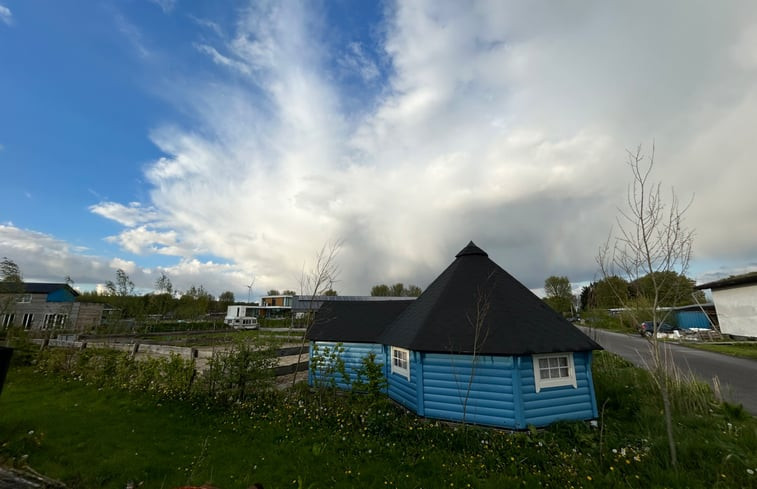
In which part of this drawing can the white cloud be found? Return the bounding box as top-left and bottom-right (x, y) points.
(188, 15), (223, 37)
(114, 12), (151, 58)
(89, 202), (159, 227)
(87, 0), (757, 295)
(105, 226), (184, 256)
(0, 224), (249, 297)
(339, 42), (380, 82)
(0, 5), (12, 26)
(194, 43), (252, 76)
(149, 0), (176, 14)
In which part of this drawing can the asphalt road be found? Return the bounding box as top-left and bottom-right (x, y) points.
(579, 327), (757, 415)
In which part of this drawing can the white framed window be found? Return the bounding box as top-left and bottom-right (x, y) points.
(2, 314), (14, 328)
(16, 294), (32, 303)
(43, 313), (68, 329)
(532, 352), (577, 393)
(390, 346), (410, 380)
(22, 313), (34, 329)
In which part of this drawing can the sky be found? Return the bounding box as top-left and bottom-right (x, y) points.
(2, 0), (757, 301)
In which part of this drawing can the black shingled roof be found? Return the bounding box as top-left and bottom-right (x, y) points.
(377, 242), (601, 355)
(0, 282), (79, 296)
(307, 300), (415, 343)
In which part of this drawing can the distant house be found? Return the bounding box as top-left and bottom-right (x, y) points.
(0, 283), (108, 331)
(308, 241), (602, 429)
(670, 303), (717, 330)
(696, 273), (757, 338)
(225, 294), (411, 324)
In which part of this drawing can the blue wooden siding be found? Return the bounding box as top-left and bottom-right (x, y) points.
(310, 342), (599, 430)
(421, 353), (517, 428)
(386, 349), (419, 412)
(518, 351), (598, 427)
(674, 311), (712, 329)
(47, 288), (76, 302)
(308, 341), (383, 390)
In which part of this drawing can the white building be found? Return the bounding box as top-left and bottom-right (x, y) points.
(696, 272), (757, 338)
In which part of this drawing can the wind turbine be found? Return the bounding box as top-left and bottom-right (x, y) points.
(246, 275), (255, 303)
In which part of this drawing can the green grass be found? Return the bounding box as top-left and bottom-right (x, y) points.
(684, 343), (757, 360)
(581, 309), (636, 334)
(1, 351), (757, 488)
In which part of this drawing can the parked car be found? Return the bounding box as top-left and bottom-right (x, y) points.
(638, 321), (679, 337)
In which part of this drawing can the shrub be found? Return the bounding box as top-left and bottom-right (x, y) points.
(352, 352), (387, 398)
(199, 337), (279, 403)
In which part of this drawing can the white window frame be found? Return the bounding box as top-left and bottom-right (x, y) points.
(43, 313), (68, 330)
(16, 294), (32, 303)
(2, 314), (14, 328)
(22, 313), (34, 329)
(390, 346), (410, 380)
(532, 352), (577, 393)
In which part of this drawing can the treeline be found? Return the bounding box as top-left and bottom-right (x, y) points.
(579, 271), (705, 310)
(543, 271), (705, 316)
(77, 269), (237, 321)
(78, 288), (236, 321)
(370, 283), (422, 297)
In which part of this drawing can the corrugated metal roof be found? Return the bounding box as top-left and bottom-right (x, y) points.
(696, 272), (757, 290)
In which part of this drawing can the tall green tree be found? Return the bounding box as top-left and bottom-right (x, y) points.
(219, 291), (235, 303)
(370, 284), (391, 296)
(543, 276), (574, 315)
(0, 257), (22, 283)
(370, 283), (422, 297)
(630, 271), (704, 306)
(0, 257), (23, 325)
(177, 285), (213, 319)
(593, 276), (630, 308)
(154, 272), (173, 295)
(105, 269), (135, 296)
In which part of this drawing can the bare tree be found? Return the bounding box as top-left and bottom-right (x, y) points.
(460, 282), (492, 425)
(597, 143), (693, 467)
(291, 239), (342, 387)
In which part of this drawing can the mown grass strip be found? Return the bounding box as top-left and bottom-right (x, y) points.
(684, 342), (757, 360)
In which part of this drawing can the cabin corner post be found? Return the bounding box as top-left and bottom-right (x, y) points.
(512, 356), (525, 429)
(586, 351), (599, 418)
(415, 351), (425, 416)
(307, 340), (315, 387)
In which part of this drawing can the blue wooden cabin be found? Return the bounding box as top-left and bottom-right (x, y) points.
(307, 299), (414, 389)
(307, 242), (602, 429)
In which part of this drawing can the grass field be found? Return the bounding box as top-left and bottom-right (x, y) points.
(684, 342), (757, 360)
(1, 350), (757, 488)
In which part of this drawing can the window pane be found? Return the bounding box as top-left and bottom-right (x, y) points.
(540, 368), (550, 379)
(559, 367), (569, 377)
(558, 357), (568, 367)
(539, 358), (549, 369)
(549, 357), (558, 368)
